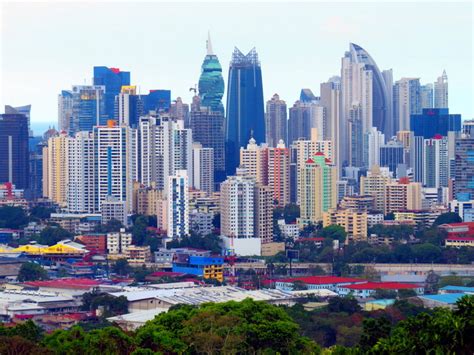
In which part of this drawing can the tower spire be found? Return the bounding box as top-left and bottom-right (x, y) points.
(206, 31), (214, 55)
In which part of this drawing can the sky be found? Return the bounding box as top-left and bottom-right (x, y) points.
(1, 1), (473, 135)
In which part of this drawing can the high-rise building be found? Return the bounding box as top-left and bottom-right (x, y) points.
(364, 127), (385, 169)
(254, 183), (273, 244)
(169, 97), (190, 127)
(423, 135), (449, 189)
(454, 135), (474, 200)
(192, 143), (214, 195)
(58, 90), (73, 133)
(0, 113), (29, 190)
(225, 47), (265, 176)
(93, 66), (131, 120)
(267, 140), (290, 207)
(220, 172), (255, 238)
(43, 131), (69, 207)
(360, 165), (392, 213)
(349, 105), (364, 167)
(420, 84), (434, 109)
(142, 90), (171, 114)
(240, 138), (268, 185)
(380, 140), (405, 175)
(5, 105), (32, 137)
(139, 115), (193, 192)
(115, 85), (144, 128)
(300, 88), (318, 102)
(385, 177), (422, 214)
(288, 100), (325, 145)
(60, 85), (107, 135)
(167, 170), (189, 240)
(320, 78), (341, 173)
(341, 43), (392, 168)
(94, 121), (137, 213)
(393, 78), (421, 132)
(66, 131), (95, 213)
(198, 33), (225, 114)
(434, 70), (448, 108)
(190, 96), (225, 186)
(425, 112), (459, 142)
(299, 152), (337, 224)
(265, 94), (287, 147)
(101, 196), (128, 227)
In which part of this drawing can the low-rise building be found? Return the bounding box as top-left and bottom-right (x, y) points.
(75, 234), (107, 254)
(394, 210), (439, 230)
(172, 255), (224, 282)
(275, 276), (365, 291)
(445, 236), (474, 248)
(125, 245), (152, 264)
(189, 210), (213, 236)
(107, 229), (132, 255)
(323, 209), (368, 242)
(277, 220), (299, 239)
(261, 242), (285, 256)
(337, 282), (424, 298)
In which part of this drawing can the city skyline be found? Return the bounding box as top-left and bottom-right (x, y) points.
(1, 2), (472, 133)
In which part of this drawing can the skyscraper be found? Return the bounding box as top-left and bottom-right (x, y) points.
(0, 113), (29, 190)
(360, 165), (392, 213)
(192, 143), (214, 195)
(410, 108), (461, 139)
(142, 90), (171, 114)
(93, 66), (131, 120)
(434, 70), (448, 108)
(265, 94), (287, 147)
(420, 84), (434, 109)
(169, 97), (189, 127)
(341, 43), (392, 167)
(320, 77), (341, 173)
(115, 85), (144, 128)
(58, 90), (73, 133)
(393, 78), (421, 132)
(379, 140), (405, 175)
(364, 127), (385, 169)
(198, 33), (225, 113)
(288, 100), (325, 145)
(5, 105), (32, 136)
(225, 47), (265, 176)
(190, 97), (225, 186)
(423, 135), (449, 189)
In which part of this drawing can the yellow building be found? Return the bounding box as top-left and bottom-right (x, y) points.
(125, 245), (151, 264)
(133, 182), (163, 216)
(360, 165), (392, 214)
(203, 264), (224, 283)
(386, 177), (422, 214)
(12, 240), (87, 255)
(43, 132), (69, 206)
(323, 208), (368, 242)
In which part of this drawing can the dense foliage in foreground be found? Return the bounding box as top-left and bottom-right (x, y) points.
(0, 296), (472, 354)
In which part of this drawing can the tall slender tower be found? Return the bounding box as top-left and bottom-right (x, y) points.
(434, 70), (448, 108)
(265, 94), (287, 147)
(226, 47), (265, 176)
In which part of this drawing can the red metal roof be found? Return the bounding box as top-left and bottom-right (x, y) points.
(315, 151), (324, 156)
(24, 278), (101, 289)
(343, 282), (421, 290)
(276, 276), (364, 285)
(306, 158), (314, 164)
(446, 236), (474, 242)
(149, 271), (185, 278)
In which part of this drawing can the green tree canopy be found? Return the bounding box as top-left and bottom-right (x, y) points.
(112, 259), (132, 276)
(0, 206), (29, 229)
(319, 225), (347, 243)
(17, 262), (49, 282)
(37, 226), (73, 246)
(432, 212), (462, 227)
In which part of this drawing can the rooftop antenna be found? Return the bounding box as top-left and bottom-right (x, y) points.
(206, 31), (214, 55)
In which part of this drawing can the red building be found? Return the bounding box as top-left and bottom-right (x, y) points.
(75, 234), (107, 254)
(439, 222), (474, 237)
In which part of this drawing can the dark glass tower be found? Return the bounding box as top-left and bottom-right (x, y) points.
(0, 113), (29, 189)
(93, 66), (131, 120)
(193, 35), (226, 187)
(225, 47), (265, 176)
(198, 33), (224, 113)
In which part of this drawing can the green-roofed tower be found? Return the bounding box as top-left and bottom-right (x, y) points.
(198, 32), (225, 113)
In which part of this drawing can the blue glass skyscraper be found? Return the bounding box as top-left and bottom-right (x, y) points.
(143, 90), (171, 113)
(225, 47), (265, 176)
(93, 66), (130, 120)
(410, 108), (461, 138)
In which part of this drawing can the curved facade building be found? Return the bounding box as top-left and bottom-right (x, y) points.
(198, 34), (225, 113)
(225, 47), (265, 176)
(349, 43), (391, 136)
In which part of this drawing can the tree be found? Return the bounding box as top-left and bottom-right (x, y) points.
(359, 317), (392, 350)
(412, 243), (442, 263)
(373, 289), (397, 299)
(112, 259), (131, 276)
(0, 206), (29, 229)
(29, 206), (55, 221)
(397, 289), (417, 299)
(433, 212), (462, 226)
(327, 296), (361, 314)
(17, 262), (48, 282)
(319, 225), (347, 243)
(81, 291), (128, 316)
(95, 219), (123, 233)
(37, 226), (73, 246)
